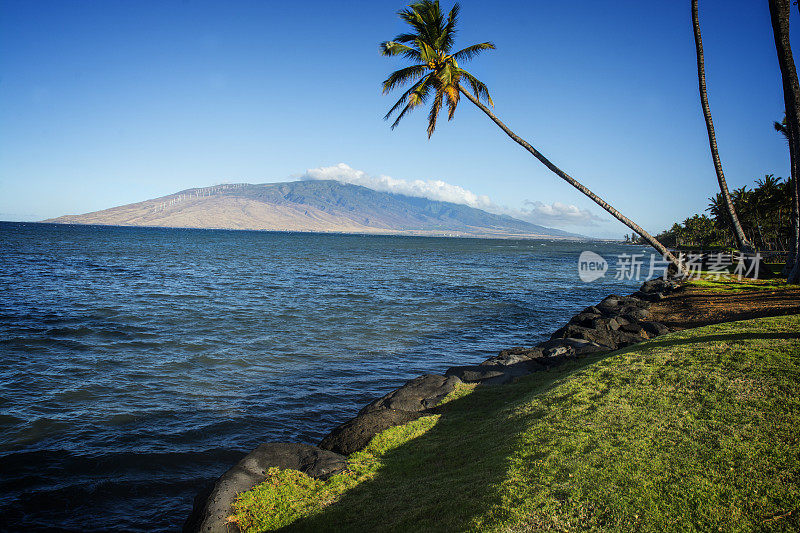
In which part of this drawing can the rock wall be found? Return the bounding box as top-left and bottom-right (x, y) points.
(183, 278), (680, 532)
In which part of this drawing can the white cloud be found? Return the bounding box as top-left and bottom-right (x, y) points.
(301, 163), (604, 228)
(303, 163), (493, 209)
(517, 200), (605, 227)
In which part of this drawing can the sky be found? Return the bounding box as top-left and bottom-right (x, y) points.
(0, 0), (796, 238)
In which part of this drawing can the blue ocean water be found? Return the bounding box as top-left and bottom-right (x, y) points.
(0, 222), (647, 531)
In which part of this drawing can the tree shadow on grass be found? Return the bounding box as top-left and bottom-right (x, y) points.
(631, 331), (799, 352)
(276, 323), (799, 532)
(278, 356), (608, 533)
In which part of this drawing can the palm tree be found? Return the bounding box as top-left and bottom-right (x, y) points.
(774, 114), (799, 273)
(379, 0), (686, 274)
(691, 0), (752, 253)
(768, 0), (800, 283)
(730, 186), (757, 245)
(706, 192), (732, 241)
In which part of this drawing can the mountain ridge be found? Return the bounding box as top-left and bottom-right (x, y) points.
(44, 180), (585, 239)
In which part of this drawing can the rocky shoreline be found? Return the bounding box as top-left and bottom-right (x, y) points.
(183, 277), (680, 532)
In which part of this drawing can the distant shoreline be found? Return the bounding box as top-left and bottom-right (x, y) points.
(37, 180), (587, 240)
(6, 220), (601, 242)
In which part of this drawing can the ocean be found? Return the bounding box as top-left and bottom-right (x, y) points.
(0, 222), (646, 531)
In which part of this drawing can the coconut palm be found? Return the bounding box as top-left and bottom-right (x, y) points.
(691, 0), (752, 253)
(706, 193), (730, 234)
(380, 0), (686, 274)
(768, 0), (800, 282)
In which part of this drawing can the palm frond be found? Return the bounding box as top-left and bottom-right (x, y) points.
(380, 41), (423, 61)
(774, 114), (790, 142)
(387, 75), (435, 129)
(459, 68), (493, 106)
(391, 81), (434, 129)
(398, 5), (430, 39)
(390, 103), (415, 130)
(452, 42), (495, 63)
(408, 0), (445, 50)
(384, 74), (431, 121)
(438, 62), (455, 86)
(382, 65), (427, 94)
(445, 84), (459, 120)
(416, 41), (438, 63)
(392, 32), (421, 44)
(427, 89), (444, 137)
(435, 2), (459, 52)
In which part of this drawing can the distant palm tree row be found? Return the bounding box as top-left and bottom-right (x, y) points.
(378, 0), (800, 282)
(709, 175), (793, 250)
(626, 173), (793, 250)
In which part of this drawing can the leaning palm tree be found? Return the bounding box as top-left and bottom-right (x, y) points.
(380, 0), (687, 275)
(691, 0), (752, 253)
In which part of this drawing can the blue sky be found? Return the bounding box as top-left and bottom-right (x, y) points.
(0, 0), (795, 238)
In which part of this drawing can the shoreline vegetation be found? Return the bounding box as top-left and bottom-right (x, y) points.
(27, 220), (588, 241)
(622, 174), (794, 253)
(184, 275), (800, 532)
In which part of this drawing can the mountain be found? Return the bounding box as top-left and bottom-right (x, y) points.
(44, 180), (583, 239)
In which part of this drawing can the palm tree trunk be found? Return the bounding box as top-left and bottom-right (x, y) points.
(787, 171), (800, 281)
(783, 111), (799, 277)
(791, 177), (800, 282)
(458, 86), (688, 277)
(768, 0), (800, 283)
(691, 0), (752, 253)
(782, 162), (797, 275)
(753, 213), (765, 249)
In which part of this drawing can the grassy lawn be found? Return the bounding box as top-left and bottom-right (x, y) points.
(686, 274), (791, 292)
(231, 315), (800, 532)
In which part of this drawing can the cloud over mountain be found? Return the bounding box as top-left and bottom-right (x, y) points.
(45, 179), (582, 239)
(518, 201), (604, 227)
(303, 163), (494, 210)
(302, 163), (603, 228)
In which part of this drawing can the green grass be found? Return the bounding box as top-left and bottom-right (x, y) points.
(686, 273), (791, 293)
(231, 315), (800, 532)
